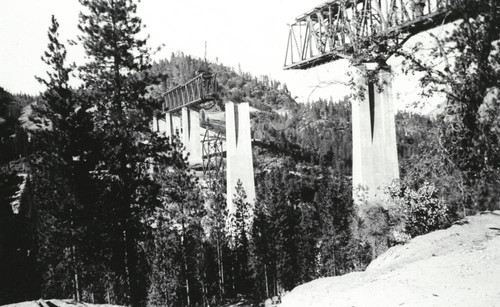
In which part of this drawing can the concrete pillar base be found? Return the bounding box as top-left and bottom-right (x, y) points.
(226, 101), (256, 213)
(352, 64), (399, 203)
(166, 112), (182, 142)
(182, 107), (202, 166)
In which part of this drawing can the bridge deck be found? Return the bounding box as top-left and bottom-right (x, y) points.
(162, 72), (218, 113)
(284, 0), (466, 69)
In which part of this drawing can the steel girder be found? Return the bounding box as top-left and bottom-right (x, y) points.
(163, 72), (218, 113)
(284, 0), (461, 69)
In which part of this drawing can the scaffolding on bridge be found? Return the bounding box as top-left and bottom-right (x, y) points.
(201, 128), (225, 190)
(161, 72), (224, 186)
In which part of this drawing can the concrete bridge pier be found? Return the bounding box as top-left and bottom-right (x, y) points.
(152, 114), (159, 132)
(225, 101), (256, 213)
(152, 114), (168, 134)
(181, 107), (202, 165)
(352, 63), (399, 202)
(165, 112), (181, 142)
(153, 113), (167, 134)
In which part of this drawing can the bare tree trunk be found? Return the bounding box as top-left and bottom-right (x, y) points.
(123, 231), (131, 304)
(183, 242), (191, 306)
(125, 227), (141, 307)
(273, 262), (278, 297)
(70, 209), (81, 302)
(264, 264), (269, 298)
(181, 209), (191, 307)
(202, 270), (208, 307)
(217, 235), (225, 297)
(106, 285), (111, 304)
(71, 245), (81, 301)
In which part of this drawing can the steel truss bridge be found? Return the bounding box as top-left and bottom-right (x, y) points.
(284, 0), (475, 69)
(161, 72), (224, 185)
(162, 72), (218, 113)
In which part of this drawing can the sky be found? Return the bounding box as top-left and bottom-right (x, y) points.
(0, 0), (352, 102)
(0, 0), (446, 109)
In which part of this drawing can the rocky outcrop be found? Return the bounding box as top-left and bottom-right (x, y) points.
(281, 211), (500, 307)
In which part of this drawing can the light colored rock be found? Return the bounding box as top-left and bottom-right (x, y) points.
(281, 211), (500, 307)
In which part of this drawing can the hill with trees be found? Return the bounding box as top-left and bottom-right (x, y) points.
(0, 0), (498, 306)
(0, 48), (484, 307)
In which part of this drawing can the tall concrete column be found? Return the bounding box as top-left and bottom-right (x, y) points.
(165, 112), (175, 141)
(226, 101), (256, 213)
(157, 118), (167, 134)
(182, 107), (202, 165)
(152, 115), (159, 132)
(166, 113), (182, 141)
(352, 64), (399, 200)
(171, 114), (182, 138)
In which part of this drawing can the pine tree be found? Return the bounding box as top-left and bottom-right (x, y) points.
(149, 162), (205, 306)
(76, 0), (174, 305)
(228, 180), (253, 296)
(251, 199), (274, 298)
(203, 176), (228, 301)
(275, 179), (301, 291)
(31, 15), (87, 301)
(36, 16), (74, 128)
(314, 173), (355, 276)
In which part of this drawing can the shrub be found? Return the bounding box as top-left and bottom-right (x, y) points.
(388, 181), (450, 238)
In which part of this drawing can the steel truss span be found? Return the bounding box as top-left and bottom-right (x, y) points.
(284, 0), (463, 69)
(163, 72), (218, 112)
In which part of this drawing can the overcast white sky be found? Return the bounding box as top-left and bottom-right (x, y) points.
(0, 0), (353, 102)
(0, 0), (450, 110)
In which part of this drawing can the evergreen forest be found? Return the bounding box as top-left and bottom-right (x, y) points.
(0, 0), (498, 306)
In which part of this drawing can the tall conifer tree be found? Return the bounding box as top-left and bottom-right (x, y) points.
(76, 0), (176, 305)
(32, 15), (86, 301)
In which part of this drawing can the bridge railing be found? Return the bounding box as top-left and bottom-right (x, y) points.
(284, 0), (459, 69)
(163, 72), (218, 112)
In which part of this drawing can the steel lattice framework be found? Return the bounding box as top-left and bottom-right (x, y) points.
(201, 129), (225, 189)
(284, 0), (464, 69)
(161, 72), (224, 181)
(163, 72), (218, 112)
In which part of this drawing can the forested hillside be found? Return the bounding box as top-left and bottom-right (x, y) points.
(0, 87), (34, 165)
(0, 0), (498, 306)
(149, 52), (297, 112)
(149, 54), (432, 174)
(0, 52), (441, 306)
(0, 53), (466, 306)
